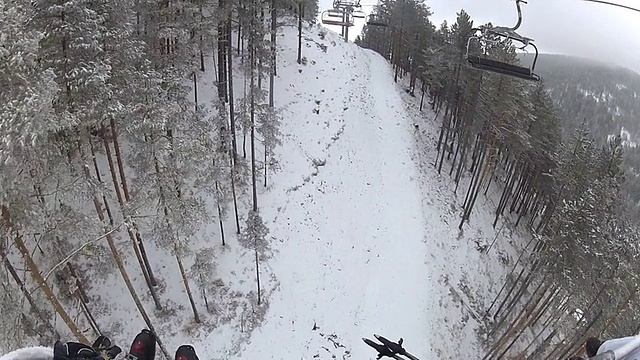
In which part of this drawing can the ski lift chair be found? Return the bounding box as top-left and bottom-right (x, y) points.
(466, 33), (541, 81)
(366, 13), (388, 27)
(333, 0), (359, 8)
(352, 10), (366, 19)
(321, 9), (354, 27)
(464, 0), (541, 81)
(325, 8), (343, 18)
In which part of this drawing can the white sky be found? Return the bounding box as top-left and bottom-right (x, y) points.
(318, 0), (640, 74)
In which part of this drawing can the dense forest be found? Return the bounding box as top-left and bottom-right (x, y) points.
(0, 0), (317, 354)
(357, 2), (640, 358)
(3, 0), (640, 358)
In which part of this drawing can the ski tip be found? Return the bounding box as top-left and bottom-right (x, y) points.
(362, 338), (377, 347)
(374, 334), (387, 341)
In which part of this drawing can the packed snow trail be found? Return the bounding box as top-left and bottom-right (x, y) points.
(231, 28), (434, 359)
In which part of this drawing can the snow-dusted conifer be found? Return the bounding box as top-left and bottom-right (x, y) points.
(238, 210), (270, 304)
(190, 247), (217, 311)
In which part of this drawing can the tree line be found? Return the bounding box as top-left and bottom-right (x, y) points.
(0, 0), (316, 354)
(358, 2), (640, 358)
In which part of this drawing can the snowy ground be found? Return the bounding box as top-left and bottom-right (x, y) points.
(197, 24), (529, 359)
(34, 21), (533, 360)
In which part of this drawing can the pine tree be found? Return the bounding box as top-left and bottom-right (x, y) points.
(238, 210), (270, 305)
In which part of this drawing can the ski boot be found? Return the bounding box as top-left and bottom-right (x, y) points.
(126, 330), (156, 360)
(174, 345), (199, 360)
(91, 336), (122, 360)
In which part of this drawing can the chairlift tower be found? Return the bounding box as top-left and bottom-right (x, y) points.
(320, 0), (363, 42)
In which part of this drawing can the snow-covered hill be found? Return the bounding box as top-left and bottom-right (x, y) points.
(77, 21), (530, 360)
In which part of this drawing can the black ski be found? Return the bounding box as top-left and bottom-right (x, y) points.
(91, 336), (111, 351)
(362, 334), (420, 360)
(362, 337), (404, 360)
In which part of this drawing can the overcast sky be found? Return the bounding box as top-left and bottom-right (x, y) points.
(318, 0), (640, 73)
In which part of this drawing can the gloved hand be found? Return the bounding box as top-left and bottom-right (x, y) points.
(53, 342), (103, 360)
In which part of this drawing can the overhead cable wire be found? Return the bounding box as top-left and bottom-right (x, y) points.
(577, 0), (640, 13)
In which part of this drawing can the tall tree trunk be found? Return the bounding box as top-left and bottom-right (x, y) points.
(176, 247), (200, 323)
(227, 13), (237, 159)
(109, 119), (157, 287)
(255, 243), (261, 305)
(101, 125), (163, 309)
(193, 72), (199, 111)
(200, 274), (210, 312)
(224, 16), (240, 235)
(217, 0), (228, 102)
(268, 0), (276, 108)
(1, 205), (89, 344)
(229, 156), (241, 234)
(250, 33), (258, 213)
(215, 180), (227, 245)
(249, 0), (262, 306)
(0, 243), (59, 339)
(79, 299), (101, 336)
(297, 2), (303, 64)
(77, 142), (170, 360)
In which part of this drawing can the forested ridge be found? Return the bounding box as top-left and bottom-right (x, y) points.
(358, 2), (640, 358)
(526, 53), (640, 143)
(522, 53), (640, 217)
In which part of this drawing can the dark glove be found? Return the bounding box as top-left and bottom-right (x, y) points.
(53, 341), (104, 360)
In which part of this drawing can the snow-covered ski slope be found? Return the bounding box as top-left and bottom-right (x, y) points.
(215, 24), (529, 359)
(88, 21), (531, 360)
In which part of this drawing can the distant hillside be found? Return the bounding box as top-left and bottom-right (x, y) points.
(521, 53), (640, 145)
(518, 53), (640, 208)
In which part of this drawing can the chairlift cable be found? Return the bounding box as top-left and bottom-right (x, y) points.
(576, 0), (640, 14)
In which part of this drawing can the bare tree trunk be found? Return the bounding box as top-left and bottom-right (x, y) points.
(255, 242), (261, 305)
(249, 0), (262, 306)
(297, 2), (303, 64)
(176, 247), (200, 323)
(199, 3), (205, 71)
(154, 127), (201, 324)
(2, 205), (88, 344)
(217, 0), (228, 102)
(215, 181), (226, 245)
(264, 145), (268, 187)
(77, 142), (170, 360)
(101, 125), (162, 309)
(227, 13), (237, 159)
(486, 235), (537, 317)
(228, 155), (241, 234)
(199, 274), (210, 312)
(79, 299), (101, 335)
(0, 244), (59, 339)
(270, 0), (277, 77)
(250, 39), (258, 212)
(110, 118), (157, 287)
(193, 72), (198, 111)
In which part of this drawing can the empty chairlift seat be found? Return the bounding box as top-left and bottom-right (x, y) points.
(366, 13), (388, 27)
(466, 55), (541, 81)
